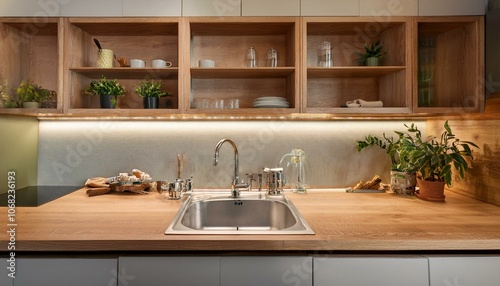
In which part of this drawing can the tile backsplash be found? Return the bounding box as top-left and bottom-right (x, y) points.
(38, 120), (425, 189)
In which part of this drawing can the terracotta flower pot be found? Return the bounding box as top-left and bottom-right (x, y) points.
(416, 177), (446, 202)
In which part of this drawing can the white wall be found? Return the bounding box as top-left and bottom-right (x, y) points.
(37, 120), (425, 188)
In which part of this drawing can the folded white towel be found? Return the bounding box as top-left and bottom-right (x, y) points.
(356, 99), (383, 107)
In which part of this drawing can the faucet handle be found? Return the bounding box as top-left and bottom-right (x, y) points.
(246, 173), (263, 192)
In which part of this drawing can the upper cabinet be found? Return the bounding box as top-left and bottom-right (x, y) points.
(419, 0), (486, 16)
(242, 0), (300, 16)
(184, 17), (300, 114)
(359, 0), (418, 16)
(123, 0), (182, 17)
(301, 0), (359, 16)
(60, 0), (122, 17)
(0, 15), (485, 118)
(414, 16), (484, 113)
(63, 18), (181, 116)
(302, 17), (412, 114)
(183, 0), (240, 16)
(0, 18), (62, 115)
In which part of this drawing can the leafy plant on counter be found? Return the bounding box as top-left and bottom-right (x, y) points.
(404, 121), (478, 187)
(356, 128), (418, 173)
(134, 80), (171, 98)
(355, 40), (386, 65)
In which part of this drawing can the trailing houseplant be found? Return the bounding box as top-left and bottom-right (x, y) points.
(355, 40), (386, 66)
(84, 76), (126, 108)
(134, 80), (171, 109)
(404, 121), (478, 201)
(16, 80), (54, 108)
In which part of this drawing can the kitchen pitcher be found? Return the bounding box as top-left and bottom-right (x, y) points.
(278, 149), (308, 194)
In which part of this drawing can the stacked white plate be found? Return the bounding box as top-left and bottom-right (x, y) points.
(253, 97), (289, 108)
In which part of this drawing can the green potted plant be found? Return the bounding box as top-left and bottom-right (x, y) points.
(356, 128), (419, 195)
(404, 121), (478, 201)
(84, 76), (126, 109)
(16, 80), (54, 109)
(134, 80), (171, 109)
(355, 40), (386, 66)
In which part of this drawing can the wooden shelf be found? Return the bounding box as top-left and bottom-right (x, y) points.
(307, 66), (406, 78)
(70, 67), (179, 80)
(191, 67), (295, 79)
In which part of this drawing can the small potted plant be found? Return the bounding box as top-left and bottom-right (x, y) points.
(16, 80), (54, 109)
(404, 121), (478, 201)
(84, 76), (125, 109)
(355, 40), (386, 66)
(356, 128), (419, 195)
(134, 80), (170, 109)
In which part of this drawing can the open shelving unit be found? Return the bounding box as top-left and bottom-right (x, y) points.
(184, 17), (300, 115)
(0, 16), (485, 118)
(413, 16), (484, 113)
(302, 17), (412, 114)
(0, 18), (63, 115)
(63, 17), (182, 116)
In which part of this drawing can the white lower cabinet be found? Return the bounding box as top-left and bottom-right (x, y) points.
(14, 258), (117, 286)
(221, 256), (313, 286)
(1, 258), (14, 286)
(428, 256), (500, 286)
(118, 256), (220, 286)
(313, 257), (429, 286)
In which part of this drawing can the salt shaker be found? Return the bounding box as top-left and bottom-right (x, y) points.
(246, 47), (257, 67)
(318, 41), (333, 67)
(267, 48), (278, 67)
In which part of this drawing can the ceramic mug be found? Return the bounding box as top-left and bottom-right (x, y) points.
(198, 59), (215, 68)
(130, 59), (146, 68)
(97, 49), (114, 68)
(151, 59), (173, 68)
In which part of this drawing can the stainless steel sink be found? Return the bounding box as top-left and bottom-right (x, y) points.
(165, 192), (314, 235)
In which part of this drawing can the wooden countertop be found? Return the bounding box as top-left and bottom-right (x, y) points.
(2, 188), (500, 252)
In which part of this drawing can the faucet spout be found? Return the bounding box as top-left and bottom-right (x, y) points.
(213, 138), (246, 198)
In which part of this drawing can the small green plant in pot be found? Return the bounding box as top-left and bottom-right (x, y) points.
(355, 40), (386, 66)
(134, 80), (171, 109)
(84, 76), (125, 109)
(16, 80), (54, 108)
(356, 128), (419, 195)
(404, 121), (478, 201)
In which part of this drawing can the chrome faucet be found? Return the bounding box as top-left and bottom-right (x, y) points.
(213, 138), (248, 198)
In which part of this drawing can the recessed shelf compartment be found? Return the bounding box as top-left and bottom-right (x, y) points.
(0, 18), (62, 114)
(186, 17), (300, 113)
(302, 17), (412, 114)
(64, 18), (181, 112)
(414, 17), (484, 113)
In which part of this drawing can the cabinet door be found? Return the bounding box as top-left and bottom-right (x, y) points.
(301, 0), (359, 16)
(15, 258), (117, 286)
(118, 257), (219, 286)
(419, 0), (486, 16)
(242, 0), (300, 16)
(314, 257), (429, 286)
(123, 0), (181, 16)
(359, 0), (418, 16)
(221, 256), (312, 286)
(60, 0), (122, 17)
(1, 257), (14, 286)
(428, 256), (500, 286)
(183, 0), (241, 16)
(0, 0), (60, 17)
